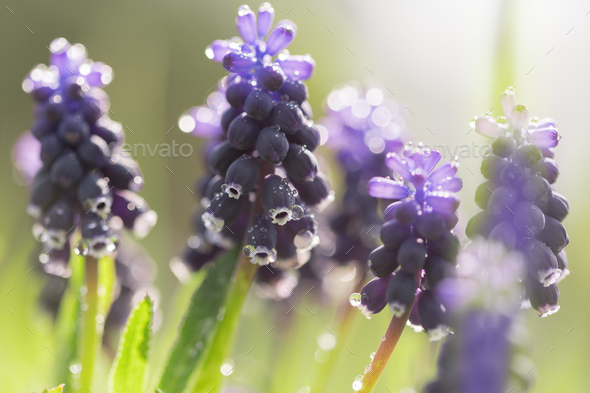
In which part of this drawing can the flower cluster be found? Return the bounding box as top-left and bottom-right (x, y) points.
(19, 38), (156, 263)
(426, 240), (532, 393)
(467, 87), (569, 317)
(350, 143), (462, 341)
(173, 3), (331, 274)
(321, 82), (407, 265)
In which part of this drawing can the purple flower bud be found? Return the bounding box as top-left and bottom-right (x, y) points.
(281, 143), (318, 183)
(226, 78), (254, 108)
(31, 119), (57, 140)
(522, 239), (560, 286)
(276, 54), (314, 81)
(533, 157), (559, 184)
(424, 255), (456, 289)
(500, 162), (526, 187)
(256, 126), (289, 164)
(385, 200), (419, 225)
(256, 63), (286, 92)
(224, 154), (259, 199)
(417, 290), (449, 341)
(50, 150), (84, 188)
(480, 155), (508, 180)
(513, 143), (542, 168)
(244, 214), (278, 265)
(368, 177), (410, 200)
(541, 192), (569, 222)
(228, 112), (262, 150)
(244, 88), (273, 120)
(271, 101), (302, 135)
(81, 95), (107, 123)
(526, 278), (559, 317)
(202, 192), (248, 233)
(257, 3), (275, 38)
(466, 211), (499, 240)
(386, 271), (417, 317)
(398, 237), (427, 273)
(489, 221), (517, 250)
(536, 216), (569, 254)
(367, 245), (399, 277)
(235, 5), (257, 44)
(40, 134), (65, 165)
(77, 173), (112, 216)
(221, 107), (244, 133)
(512, 200), (545, 236)
(76, 135), (110, 169)
(208, 141), (244, 176)
(491, 134), (517, 158)
(265, 20), (297, 55)
(91, 119), (124, 146)
(379, 219), (411, 250)
(40, 198), (77, 249)
(528, 124), (561, 148)
(353, 275), (392, 317)
(261, 174), (303, 225)
(428, 231), (460, 262)
(111, 191), (157, 238)
(486, 185), (518, 217)
(415, 211), (446, 240)
(205, 40), (232, 62)
(223, 51), (257, 74)
(521, 175), (552, 205)
(288, 120), (320, 151)
(102, 158), (143, 192)
(29, 174), (60, 218)
(178, 244), (221, 273)
(277, 79), (308, 104)
(80, 212), (117, 258)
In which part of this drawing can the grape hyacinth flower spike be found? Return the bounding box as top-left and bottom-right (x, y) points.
(18, 38), (157, 267)
(467, 87), (570, 317)
(174, 3), (331, 281)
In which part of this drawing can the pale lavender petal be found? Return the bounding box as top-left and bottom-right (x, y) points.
(426, 193), (460, 213)
(421, 150), (441, 173)
(429, 161), (458, 183)
(11, 132), (42, 185)
(368, 176), (410, 199)
(236, 5), (257, 44)
(528, 127), (561, 148)
(82, 61), (113, 87)
(475, 116), (506, 138)
(206, 40), (232, 62)
(223, 51), (257, 73)
(257, 3), (275, 38)
(385, 153), (411, 179)
(265, 20), (297, 55)
(431, 177), (463, 192)
(48, 38), (72, 74)
(277, 54), (315, 80)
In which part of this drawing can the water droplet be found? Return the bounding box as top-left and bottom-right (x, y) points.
(220, 359), (235, 376)
(260, 226), (267, 233)
(290, 205), (304, 220)
(370, 352), (376, 360)
(74, 240), (89, 256)
(352, 375), (363, 391)
(349, 293), (361, 307)
(281, 178), (290, 186)
(221, 184), (228, 192)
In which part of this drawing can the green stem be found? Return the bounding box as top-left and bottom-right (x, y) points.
(357, 306), (413, 393)
(78, 256), (99, 392)
(492, 0), (516, 105)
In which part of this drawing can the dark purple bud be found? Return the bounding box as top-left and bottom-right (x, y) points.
(244, 89), (273, 120)
(424, 255), (456, 288)
(384, 200), (419, 225)
(379, 219), (411, 250)
(265, 20), (297, 55)
(271, 101), (302, 135)
(500, 162), (527, 187)
(491, 134), (516, 158)
(208, 141), (244, 176)
(417, 290), (449, 341)
(513, 143), (542, 168)
(31, 119), (57, 140)
(202, 192), (248, 233)
(368, 245), (399, 277)
(480, 155), (507, 180)
(465, 211), (499, 240)
(224, 154), (259, 199)
(40, 134), (65, 165)
(354, 275), (393, 317)
(178, 244), (221, 273)
(415, 212), (446, 240)
(521, 175), (552, 205)
(64, 80), (83, 100)
(111, 191), (157, 238)
(513, 200), (545, 236)
(288, 120), (320, 151)
(386, 271), (418, 317)
(76, 135), (110, 169)
(474, 181), (496, 210)
(223, 51), (257, 74)
(57, 114), (89, 146)
(489, 221), (517, 250)
(80, 212), (117, 258)
(275, 224), (297, 264)
(91, 121), (124, 146)
(244, 213), (278, 266)
(256, 126), (289, 164)
(226, 77), (254, 108)
(282, 143), (318, 183)
(541, 193), (569, 222)
(77, 173), (111, 216)
(555, 250), (568, 272)
(277, 79), (308, 105)
(526, 278), (559, 317)
(536, 216), (569, 254)
(487, 185), (518, 217)
(540, 147), (555, 158)
(203, 175), (224, 205)
(102, 158), (143, 192)
(235, 5), (257, 44)
(31, 86), (54, 103)
(220, 107), (244, 133)
(228, 113), (262, 150)
(427, 230), (461, 261)
(81, 96), (106, 123)
(44, 98), (66, 122)
(285, 210), (319, 252)
(257, 3), (275, 38)
(29, 173), (60, 218)
(256, 63), (286, 92)
(533, 158), (559, 184)
(522, 239), (560, 286)
(407, 303), (422, 332)
(261, 174), (303, 225)
(398, 237), (427, 273)
(50, 150), (84, 188)
(40, 198), (77, 249)
(289, 172), (333, 207)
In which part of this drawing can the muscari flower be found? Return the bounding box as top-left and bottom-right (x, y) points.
(173, 3), (331, 282)
(426, 239), (533, 393)
(16, 38), (156, 265)
(467, 87), (569, 317)
(350, 143), (462, 341)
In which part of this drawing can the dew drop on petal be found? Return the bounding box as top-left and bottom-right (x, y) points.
(349, 293), (361, 307)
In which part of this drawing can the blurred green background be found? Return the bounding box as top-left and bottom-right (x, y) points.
(1, 1), (589, 392)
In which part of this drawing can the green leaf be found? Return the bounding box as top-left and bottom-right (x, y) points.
(43, 384), (65, 393)
(108, 296), (154, 393)
(190, 252), (258, 393)
(156, 246), (241, 393)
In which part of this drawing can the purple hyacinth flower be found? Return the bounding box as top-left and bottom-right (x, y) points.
(257, 3), (275, 38)
(276, 53), (314, 80)
(235, 5), (258, 44)
(265, 20), (297, 55)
